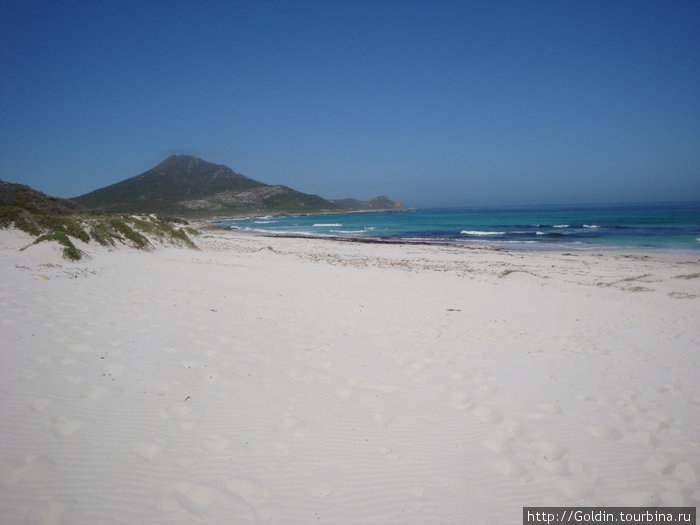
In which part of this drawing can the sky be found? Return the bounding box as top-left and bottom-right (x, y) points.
(1, 0), (698, 208)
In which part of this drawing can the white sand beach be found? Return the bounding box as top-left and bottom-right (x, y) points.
(1, 227), (699, 524)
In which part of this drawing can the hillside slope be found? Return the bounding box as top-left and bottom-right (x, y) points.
(1, 181), (83, 215)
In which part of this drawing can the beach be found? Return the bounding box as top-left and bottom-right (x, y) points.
(1, 226), (699, 524)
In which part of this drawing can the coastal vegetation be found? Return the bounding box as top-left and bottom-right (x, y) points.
(1, 181), (197, 260)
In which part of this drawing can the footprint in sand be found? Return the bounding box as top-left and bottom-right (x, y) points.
(410, 362), (429, 372)
(346, 376), (365, 387)
(450, 391), (471, 411)
(104, 363), (127, 377)
(167, 403), (196, 431)
(165, 481), (224, 517)
(57, 356), (76, 367)
(673, 461), (700, 484)
(556, 478), (594, 500)
(21, 369), (38, 381)
(618, 491), (664, 506)
(484, 440), (513, 456)
(537, 402), (563, 415)
(658, 488), (686, 507)
(1, 454), (41, 486)
(532, 440), (568, 461)
(30, 398), (51, 411)
(644, 453), (673, 474)
(476, 384), (500, 397)
(50, 418), (84, 438)
(621, 430), (658, 447)
(373, 411), (394, 427)
(646, 412), (674, 433)
(276, 414), (300, 433)
(586, 426), (623, 440)
(492, 459), (533, 481)
(338, 389), (355, 401)
(372, 384), (404, 393)
(131, 442), (162, 462)
(147, 380), (172, 392)
(376, 446), (402, 463)
(223, 477), (271, 502)
(22, 499), (65, 524)
(66, 343), (90, 353)
(472, 405), (502, 424)
(542, 459), (571, 476)
(284, 367), (307, 381)
(82, 385), (109, 400)
(307, 481), (334, 498)
(65, 374), (84, 385)
(201, 435), (230, 454)
(181, 360), (204, 370)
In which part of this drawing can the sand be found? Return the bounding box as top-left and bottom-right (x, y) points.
(1, 227), (699, 524)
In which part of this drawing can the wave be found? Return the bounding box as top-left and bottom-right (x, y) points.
(313, 223), (342, 227)
(553, 224), (570, 228)
(583, 224), (600, 228)
(536, 231), (566, 237)
(254, 220), (277, 224)
(460, 230), (504, 236)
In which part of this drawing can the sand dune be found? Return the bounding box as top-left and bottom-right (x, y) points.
(1, 228), (699, 524)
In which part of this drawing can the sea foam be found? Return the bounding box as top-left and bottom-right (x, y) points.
(461, 231), (503, 236)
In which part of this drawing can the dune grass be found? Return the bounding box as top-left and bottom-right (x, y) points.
(3, 205), (197, 260)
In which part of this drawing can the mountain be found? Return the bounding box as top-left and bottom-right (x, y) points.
(331, 196), (405, 211)
(72, 155), (341, 218)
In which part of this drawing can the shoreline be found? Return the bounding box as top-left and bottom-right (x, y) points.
(208, 223), (700, 257)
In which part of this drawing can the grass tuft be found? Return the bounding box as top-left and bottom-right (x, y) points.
(108, 218), (150, 248)
(33, 232), (82, 261)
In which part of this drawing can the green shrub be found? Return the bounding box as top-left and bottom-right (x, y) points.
(34, 232), (82, 261)
(0, 206), (41, 235)
(36, 214), (90, 243)
(108, 218), (150, 248)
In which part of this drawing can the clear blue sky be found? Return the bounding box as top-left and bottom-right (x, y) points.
(1, 0), (698, 207)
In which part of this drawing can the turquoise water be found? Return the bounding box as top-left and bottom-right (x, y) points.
(215, 202), (700, 253)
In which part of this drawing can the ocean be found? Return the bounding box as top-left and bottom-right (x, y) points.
(215, 202), (700, 253)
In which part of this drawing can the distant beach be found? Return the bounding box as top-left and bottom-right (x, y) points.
(1, 225), (699, 523)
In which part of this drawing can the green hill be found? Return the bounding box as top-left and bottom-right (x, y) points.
(0, 180), (83, 215)
(72, 155), (341, 218)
